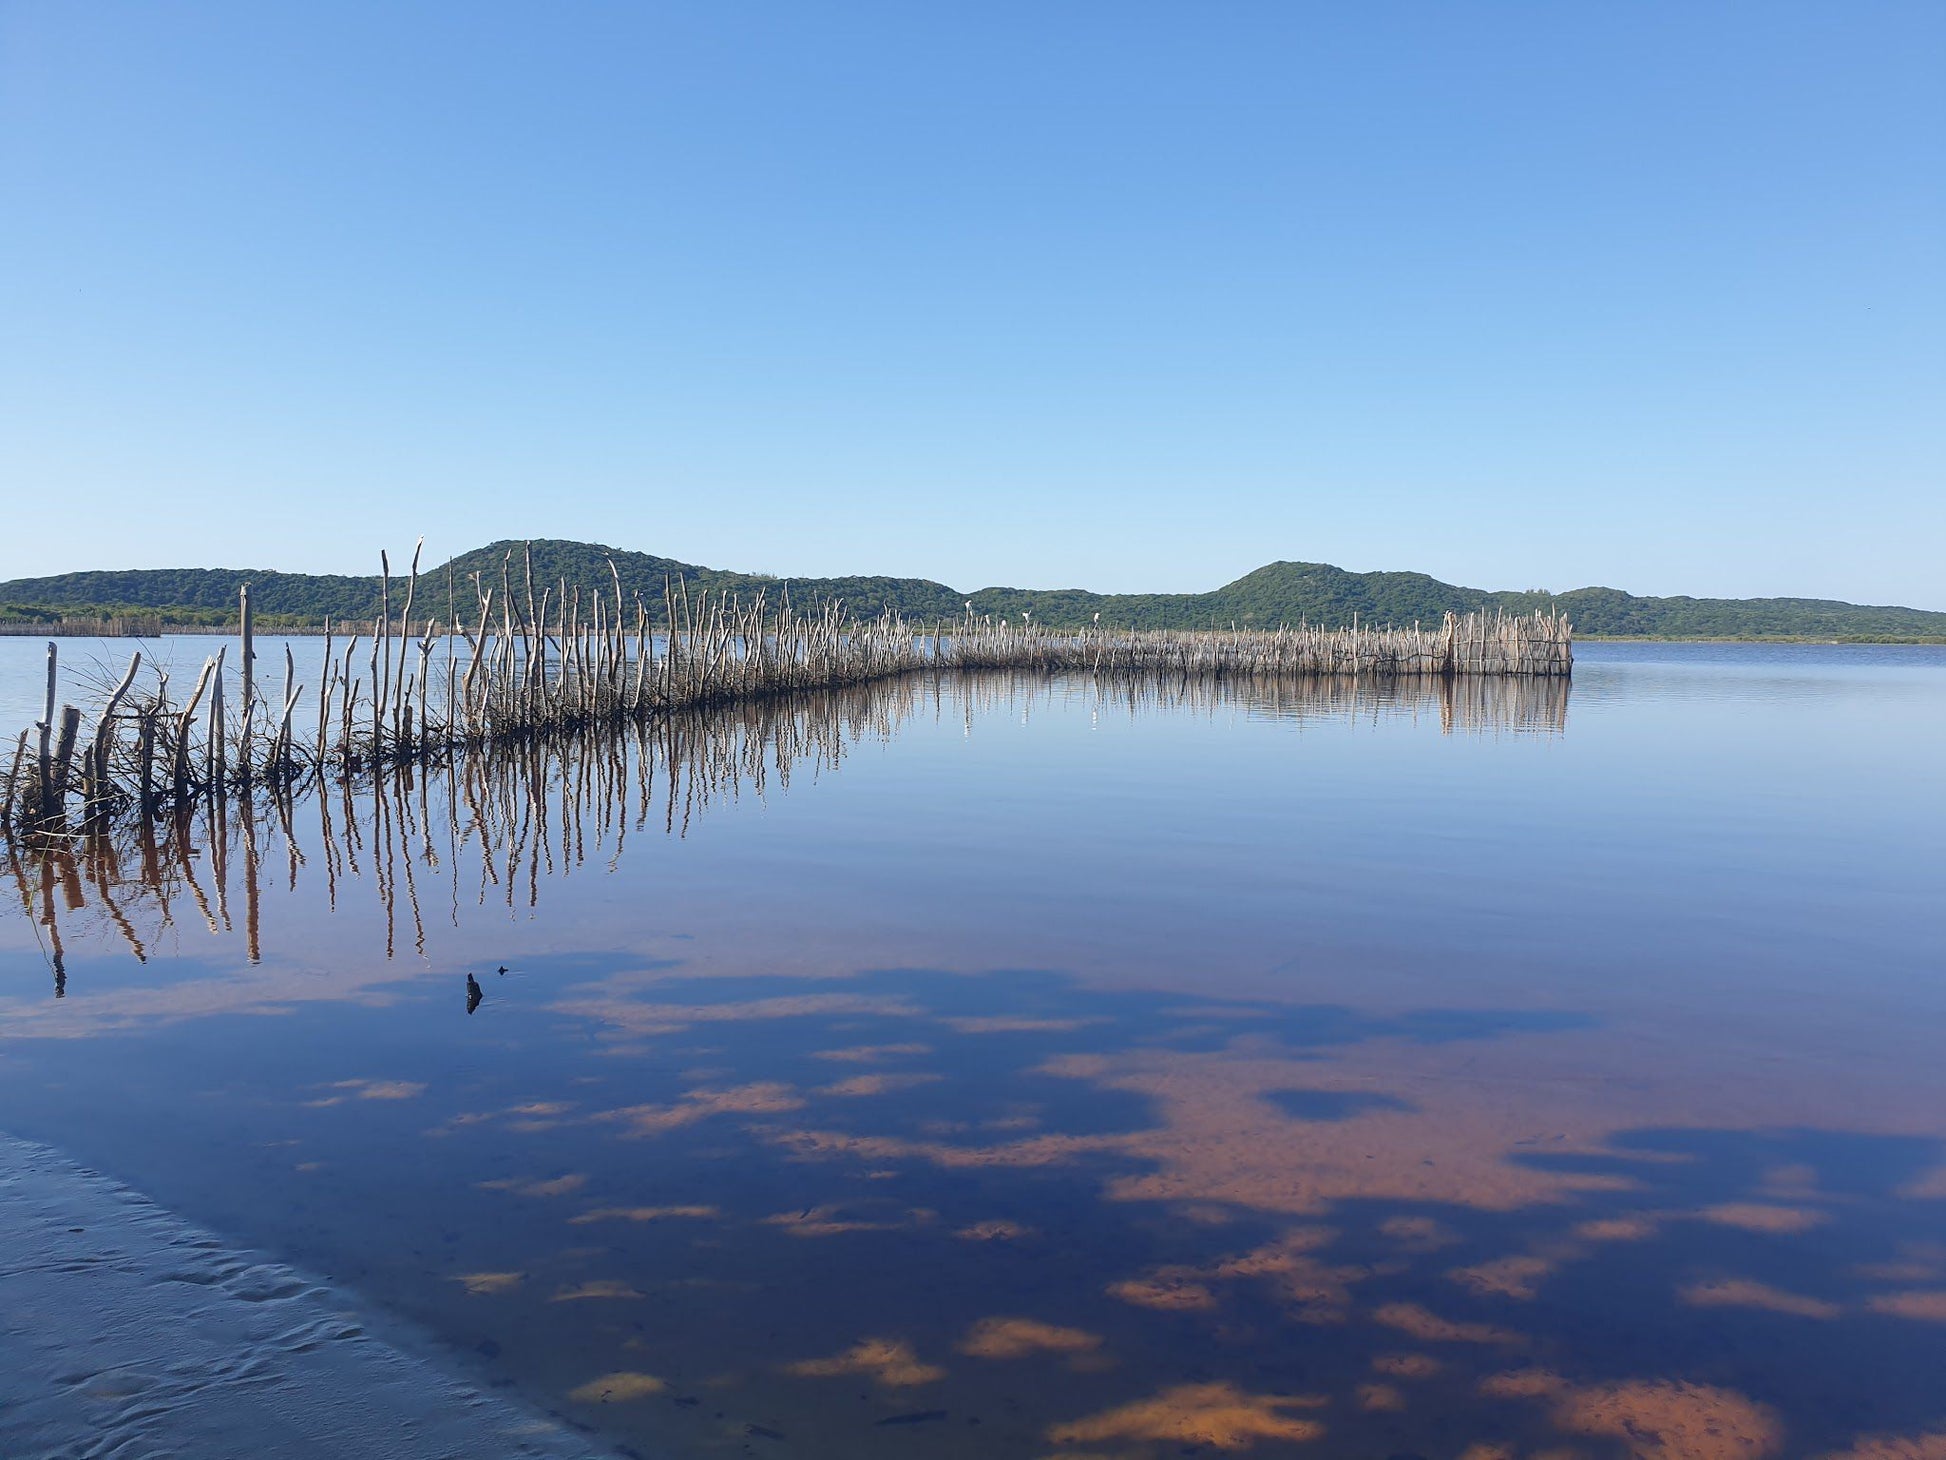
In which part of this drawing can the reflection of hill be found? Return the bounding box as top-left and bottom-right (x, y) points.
(4, 673), (1566, 974)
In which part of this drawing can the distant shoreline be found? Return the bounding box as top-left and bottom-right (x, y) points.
(3, 623), (1943, 647)
(1576, 634), (1946, 646)
(5, 539), (1943, 641)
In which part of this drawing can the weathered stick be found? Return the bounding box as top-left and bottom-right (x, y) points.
(238, 584), (256, 778)
(76, 650), (145, 816)
(2, 730), (27, 826)
(50, 706), (82, 810)
(172, 657), (218, 803)
(208, 647), (227, 786)
(36, 642), (57, 822)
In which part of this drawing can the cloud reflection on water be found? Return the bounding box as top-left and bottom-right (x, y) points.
(1, 667), (1942, 1457)
(313, 959), (1942, 1457)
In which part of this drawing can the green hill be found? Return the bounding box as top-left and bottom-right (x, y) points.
(0, 567), (389, 627)
(2, 540), (1942, 640)
(436, 540), (968, 625)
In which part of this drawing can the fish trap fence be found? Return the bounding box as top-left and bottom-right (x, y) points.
(1, 544), (1569, 833)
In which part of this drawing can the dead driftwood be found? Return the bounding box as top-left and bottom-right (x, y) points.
(0, 544), (1570, 833)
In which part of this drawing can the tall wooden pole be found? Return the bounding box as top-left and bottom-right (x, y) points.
(37, 642), (56, 822)
(239, 584), (255, 778)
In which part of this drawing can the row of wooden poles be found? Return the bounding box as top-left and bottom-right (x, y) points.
(953, 606), (1574, 679)
(10, 669), (1570, 979)
(0, 544), (1571, 833)
(0, 615), (169, 638)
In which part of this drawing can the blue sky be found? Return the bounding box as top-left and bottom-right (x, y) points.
(2, 3), (1941, 606)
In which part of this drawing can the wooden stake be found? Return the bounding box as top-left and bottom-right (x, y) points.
(238, 584), (255, 778)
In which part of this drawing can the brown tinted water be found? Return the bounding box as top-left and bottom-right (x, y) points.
(2, 648), (1943, 1459)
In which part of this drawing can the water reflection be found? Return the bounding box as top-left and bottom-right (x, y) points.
(3, 656), (1942, 1459)
(422, 965), (1940, 1458)
(4, 671), (1567, 973)
(14, 955), (1934, 1458)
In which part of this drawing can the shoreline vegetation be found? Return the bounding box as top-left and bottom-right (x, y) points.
(3, 538), (1942, 642)
(1577, 634), (1946, 645)
(1, 623), (1936, 646)
(1, 544), (1570, 835)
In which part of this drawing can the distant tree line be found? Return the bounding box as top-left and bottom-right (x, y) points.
(2, 539), (1941, 641)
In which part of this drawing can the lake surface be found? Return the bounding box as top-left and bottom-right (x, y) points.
(3, 644), (1943, 1459)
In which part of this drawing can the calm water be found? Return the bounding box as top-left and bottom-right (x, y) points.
(2, 645), (1943, 1459)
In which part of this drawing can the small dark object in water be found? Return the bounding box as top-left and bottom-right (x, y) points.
(875, 1410), (948, 1427)
(475, 1338), (500, 1359)
(672, 1395), (699, 1408)
(497, 965), (507, 975)
(745, 1424), (786, 1440)
(466, 973), (483, 1014)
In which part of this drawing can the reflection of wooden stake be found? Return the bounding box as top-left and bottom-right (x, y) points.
(273, 784), (302, 891)
(135, 804), (161, 899)
(374, 774), (394, 960)
(209, 790), (232, 932)
(55, 850), (84, 911)
(38, 856), (66, 995)
(395, 772), (425, 958)
(318, 771), (340, 913)
(339, 775), (362, 875)
(178, 806), (220, 936)
(240, 794), (261, 964)
(90, 842), (147, 964)
(5, 838), (30, 924)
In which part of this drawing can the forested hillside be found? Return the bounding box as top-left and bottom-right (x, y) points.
(3, 540), (1941, 639)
